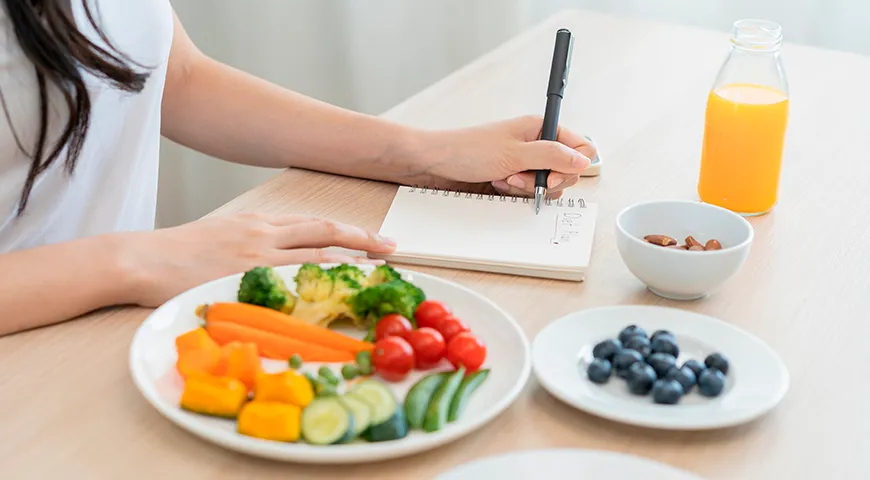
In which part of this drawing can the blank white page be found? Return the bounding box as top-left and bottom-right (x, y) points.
(375, 186), (597, 275)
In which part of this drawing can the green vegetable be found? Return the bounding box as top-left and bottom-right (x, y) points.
(327, 264), (367, 286)
(288, 354), (303, 369)
(338, 394), (372, 438)
(314, 381), (338, 397)
(447, 369), (490, 422)
(305, 371), (337, 397)
(355, 351), (373, 375)
(366, 264), (402, 286)
(422, 366), (466, 432)
(341, 364), (360, 380)
(361, 407), (408, 442)
(348, 279), (426, 329)
(318, 366), (341, 386)
(347, 379), (397, 425)
(405, 372), (450, 429)
(237, 266), (297, 313)
(293, 264), (334, 302)
(301, 397), (355, 445)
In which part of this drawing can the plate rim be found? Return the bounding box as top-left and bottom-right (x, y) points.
(531, 304), (790, 431)
(128, 263), (532, 463)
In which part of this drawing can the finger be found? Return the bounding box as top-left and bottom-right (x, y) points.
(271, 248), (387, 266)
(277, 218), (397, 253)
(492, 180), (563, 199)
(512, 140), (591, 174)
(506, 172), (578, 193)
(515, 115), (598, 162)
(265, 214), (321, 226)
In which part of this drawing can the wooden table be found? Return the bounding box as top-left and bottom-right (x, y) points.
(3, 9), (870, 479)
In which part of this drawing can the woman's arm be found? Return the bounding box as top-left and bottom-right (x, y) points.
(0, 235), (134, 337)
(160, 12), (432, 186)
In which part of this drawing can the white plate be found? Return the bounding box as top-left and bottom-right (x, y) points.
(435, 448), (702, 480)
(129, 264), (531, 464)
(531, 305), (788, 430)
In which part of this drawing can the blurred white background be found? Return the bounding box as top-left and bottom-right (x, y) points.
(158, 0), (870, 227)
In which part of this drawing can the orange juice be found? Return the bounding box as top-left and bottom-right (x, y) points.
(697, 83), (789, 215)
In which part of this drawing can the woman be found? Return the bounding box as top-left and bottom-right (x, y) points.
(0, 1), (596, 336)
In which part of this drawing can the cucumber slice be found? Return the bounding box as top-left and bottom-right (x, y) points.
(362, 407), (409, 442)
(338, 395), (372, 438)
(405, 372), (450, 429)
(347, 379), (397, 425)
(423, 366), (466, 433)
(301, 398), (355, 445)
(448, 369), (490, 422)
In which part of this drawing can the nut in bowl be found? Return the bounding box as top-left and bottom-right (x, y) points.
(615, 200), (753, 300)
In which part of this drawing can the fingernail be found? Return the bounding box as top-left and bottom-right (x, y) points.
(572, 155), (591, 168)
(492, 180), (509, 191)
(507, 175), (525, 189)
(378, 235), (397, 246)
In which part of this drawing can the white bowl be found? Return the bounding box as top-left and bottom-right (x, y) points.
(615, 199), (753, 300)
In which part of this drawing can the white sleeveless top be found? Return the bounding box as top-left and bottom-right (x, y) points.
(0, 0), (173, 253)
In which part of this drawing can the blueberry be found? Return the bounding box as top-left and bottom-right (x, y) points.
(645, 353), (677, 378)
(681, 359), (706, 378)
(623, 335), (652, 358)
(626, 362), (657, 395)
(587, 358), (612, 384)
(650, 336), (680, 357)
(650, 330), (675, 343)
(665, 366), (697, 393)
(592, 338), (622, 361)
(704, 353), (730, 375)
(618, 324), (648, 344)
(652, 379), (684, 405)
(612, 350), (645, 378)
(698, 369), (726, 397)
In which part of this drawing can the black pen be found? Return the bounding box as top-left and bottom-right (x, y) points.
(535, 28), (574, 214)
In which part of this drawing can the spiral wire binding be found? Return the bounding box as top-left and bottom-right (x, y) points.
(405, 185), (586, 208)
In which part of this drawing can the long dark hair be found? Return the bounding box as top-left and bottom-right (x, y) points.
(1, 0), (150, 215)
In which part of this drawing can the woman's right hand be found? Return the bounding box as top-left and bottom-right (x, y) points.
(121, 212), (396, 307)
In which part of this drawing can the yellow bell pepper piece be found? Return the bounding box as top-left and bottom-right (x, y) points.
(237, 401), (301, 442)
(179, 375), (248, 419)
(254, 370), (314, 408)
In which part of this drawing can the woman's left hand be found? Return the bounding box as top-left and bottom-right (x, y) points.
(418, 115), (597, 198)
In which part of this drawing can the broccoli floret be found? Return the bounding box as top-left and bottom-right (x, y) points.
(293, 264), (334, 302)
(237, 266), (297, 313)
(367, 264), (402, 286)
(348, 279), (426, 327)
(327, 264), (367, 285)
(332, 274), (363, 302)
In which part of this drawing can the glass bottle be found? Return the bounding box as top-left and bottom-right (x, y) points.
(697, 19), (790, 216)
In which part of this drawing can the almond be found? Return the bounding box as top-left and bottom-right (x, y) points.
(685, 236), (703, 248)
(705, 239), (722, 250)
(688, 245), (705, 251)
(643, 234), (677, 247)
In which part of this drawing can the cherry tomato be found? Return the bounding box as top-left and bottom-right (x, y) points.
(446, 332), (487, 371)
(372, 337), (415, 382)
(407, 327), (447, 369)
(415, 300), (452, 330)
(374, 313), (413, 341)
(435, 315), (470, 342)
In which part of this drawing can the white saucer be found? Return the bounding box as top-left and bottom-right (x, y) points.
(435, 448), (702, 479)
(531, 305), (789, 430)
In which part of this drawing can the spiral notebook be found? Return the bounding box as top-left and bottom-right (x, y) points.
(370, 185), (598, 281)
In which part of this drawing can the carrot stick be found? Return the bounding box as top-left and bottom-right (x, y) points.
(196, 302), (373, 354)
(204, 321), (354, 363)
